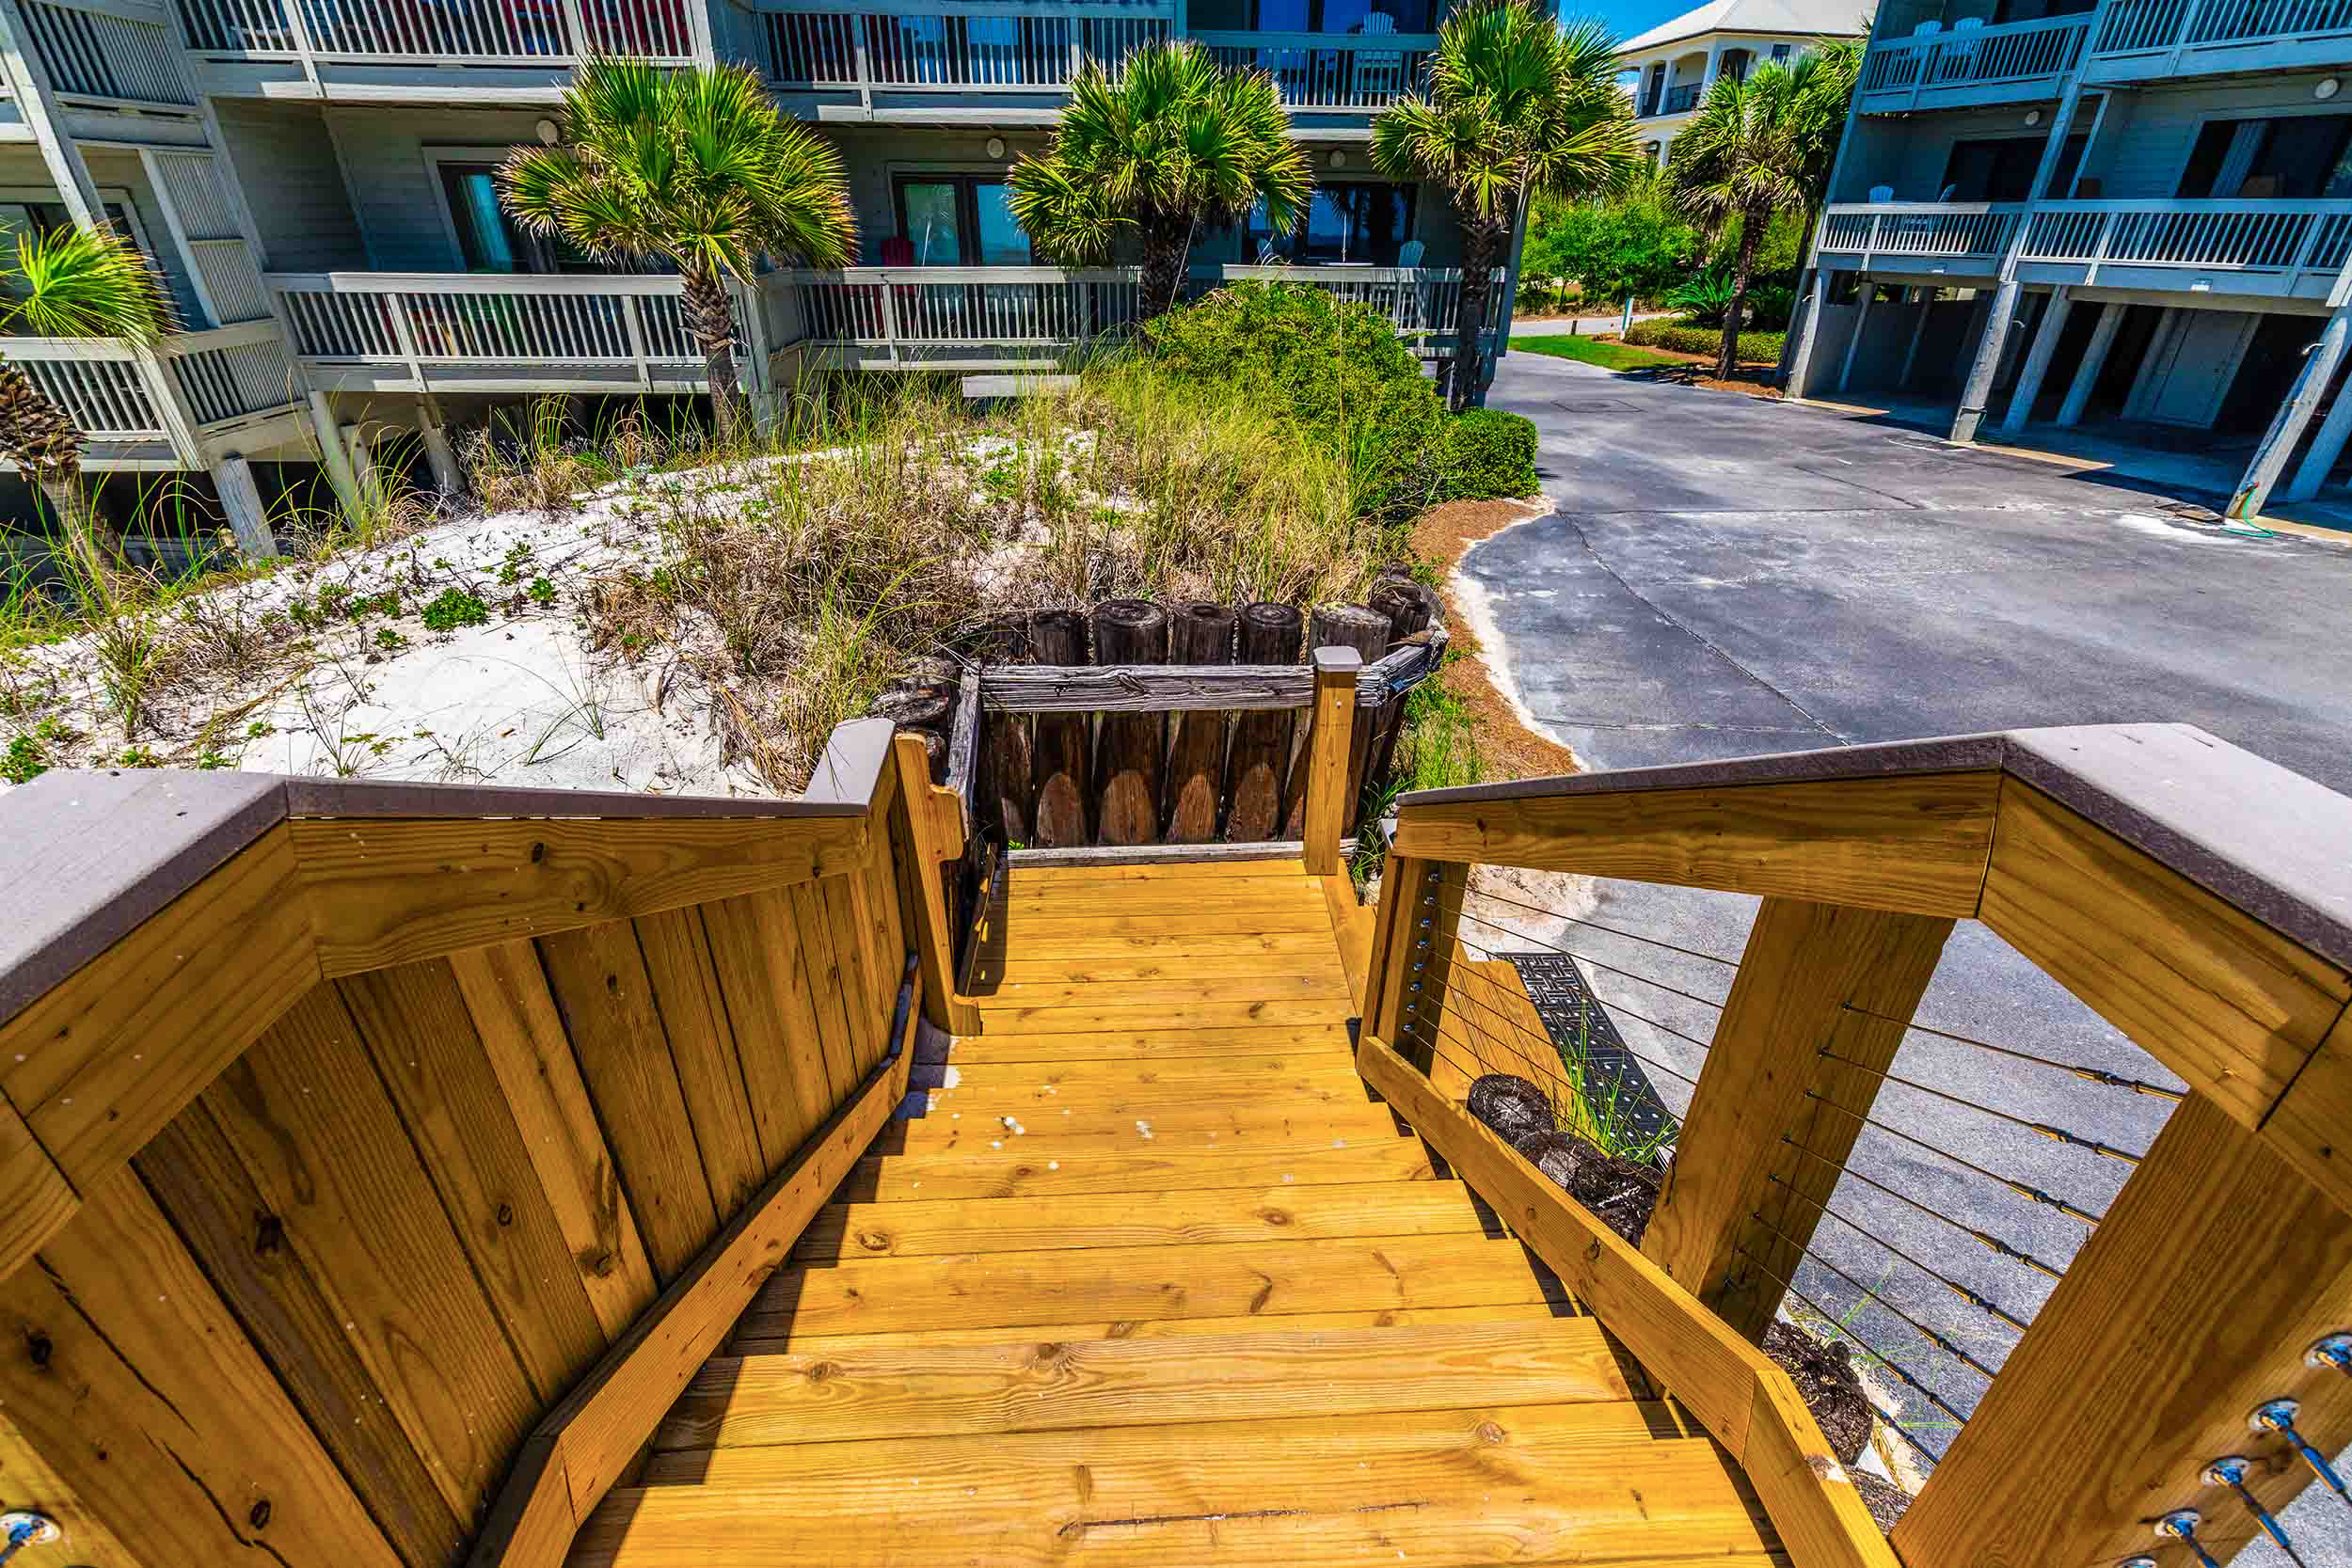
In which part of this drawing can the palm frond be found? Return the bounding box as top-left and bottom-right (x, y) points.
(2, 225), (168, 345)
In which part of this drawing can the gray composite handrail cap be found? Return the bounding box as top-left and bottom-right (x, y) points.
(0, 763), (864, 1033)
(1397, 722), (2352, 977)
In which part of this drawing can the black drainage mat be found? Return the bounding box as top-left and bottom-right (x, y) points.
(1504, 951), (1677, 1146)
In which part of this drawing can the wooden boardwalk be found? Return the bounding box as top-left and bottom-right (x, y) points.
(570, 860), (1781, 1567)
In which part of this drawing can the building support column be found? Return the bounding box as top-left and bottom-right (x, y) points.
(341, 421), (388, 512)
(1782, 266), (1830, 397)
(210, 454), (280, 560)
(1950, 279), (2023, 444)
(1836, 278), (1875, 392)
(1998, 286), (2073, 435)
(2285, 359), (2352, 500)
(417, 396), (464, 496)
(305, 390), (363, 521)
(2057, 300), (2123, 426)
(2229, 307), (2352, 521)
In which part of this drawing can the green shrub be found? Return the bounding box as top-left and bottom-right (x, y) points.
(421, 587), (489, 631)
(1624, 317), (1787, 365)
(1520, 181), (1703, 308)
(3, 732), (44, 784)
(1437, 409), (1539, 500)
(1145, 279), (1446, 518)
(1665, 268), (1740, 327)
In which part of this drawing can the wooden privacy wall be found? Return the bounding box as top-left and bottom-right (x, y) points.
(0, 722), (930, 1568)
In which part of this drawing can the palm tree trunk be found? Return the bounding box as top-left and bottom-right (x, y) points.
(1450, 214), (1508, 414)
(683, 265), (750, 442)
(1139, 211), (1193, 321)
(1719, 203), (1766, 381)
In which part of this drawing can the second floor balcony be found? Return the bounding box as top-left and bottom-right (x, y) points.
(1855, 13), (2088, 112)
(175, 0), (698, 93)
(1818, 196), (2352, 301)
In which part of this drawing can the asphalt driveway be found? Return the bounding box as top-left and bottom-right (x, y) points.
(1465, 349), (2352, 1556)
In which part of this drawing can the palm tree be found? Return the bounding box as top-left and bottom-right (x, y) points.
(500, 55), (856, 439)
(1665, 48), (1854, 380)
(1372, 1), (1637, 411)
(0, 224), (168, 567)
(1008, 40), (1311, 322)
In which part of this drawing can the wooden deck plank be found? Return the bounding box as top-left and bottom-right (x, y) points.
(737, 1233), (1567, 1338)
(741, 1302), (1568, 1355)
(936, 1025), (1358, 1063)
(655, 1320), (1635, 1449)
(973, 972), (1354, 1006)
(888, 1099), (1401, 1148)
(836, 1137), (1438, 1200)
(909, 1083), (1382, 1125)
(970, 931), (1350, 966)
(1003, 859), (1311, 882)
(968, 998), (1357, 1033)
(981, 910), (1336, 942)
(595, 1408), (1771, 1568)
(924, 1053), (1362, 1090)
(976, 951), (1351, 987)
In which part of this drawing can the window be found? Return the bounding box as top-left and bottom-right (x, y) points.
(1240, 182), (1416, 263)
(437, 162), (601, 274)
(1771, 41), (1791, 60)
(1940, 134), (2084, 201)
(892, 177), (1030, 265)
(1249, 0), (1432, 30)
(2178, 114), (2352, 199)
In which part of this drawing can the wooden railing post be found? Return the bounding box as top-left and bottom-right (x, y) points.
(885, 730), (978, 1035)
(1364, 853), (1466, 1075)
(1893, 1091), (2352, 1567)
(1641, 897), (1957, 1342)
(1302, 645), (1362, 877)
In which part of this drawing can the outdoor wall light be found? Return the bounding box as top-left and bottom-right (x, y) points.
(1330, 150), (1348, 167)
(535, 118), (559, 144)
(986, 136), (1006, 158)
(2319, 77), (2343, 98)
(2024, 108), (2042, 125)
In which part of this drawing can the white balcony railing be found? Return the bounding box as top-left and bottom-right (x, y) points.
(1193, 30), (1434, 109)
(1859, 13), (2088, 100)
(270, 273), (738, 390)
(22, 0), (196, 107)
(2095, 0), (2352, 54)
(176, 0), (694, 64)
(761, 7), (1168, 89)
(7, 342), (169, 440)
(0, 322), (299, 449)
(780, 266), (1146, 351)
(2019, 199), (2352, 279)
(1820, 202), (2025, 261)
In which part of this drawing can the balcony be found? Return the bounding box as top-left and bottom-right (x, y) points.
(2088, 0), (2352, 81)
(267, 264), (1481, 383)
(1855, 14), (2089, 112)
(1193, 31), (1438, 112)
(1655, 80), (1700, 114)
(2, 322), (302, 469)
(175, 0), (695, 98)
(1818, 198), (2352, 300)
(758, 5), (1170, 103)
(1817, 201), (2026, 273)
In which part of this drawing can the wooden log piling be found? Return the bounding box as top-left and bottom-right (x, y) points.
(975, 615), (1034, 847)
(1029, 610), (1089, 847)
(1091, 598), (1170, 847)
(1163, 602), (1235, 844)
(1225, 601), (1304, 843)
(1285, 604), (1387, 837)
(1366, 578), (1444, 790)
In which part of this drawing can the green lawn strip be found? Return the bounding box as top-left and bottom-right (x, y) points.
(1507, 335), (1685, 372)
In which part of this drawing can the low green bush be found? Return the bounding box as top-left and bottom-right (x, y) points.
(1437, 409), (1539, 500)
(1624, 316), (1787, 365)
(421, 587), (489, 631)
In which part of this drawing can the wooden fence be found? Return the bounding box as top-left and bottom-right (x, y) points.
(0, 718), (964, 1568)
(1360, 723), (2352, 1567)
(877, 590), (1448, 866)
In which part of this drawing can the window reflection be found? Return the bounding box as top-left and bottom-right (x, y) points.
(1241, 182), (1417, 263)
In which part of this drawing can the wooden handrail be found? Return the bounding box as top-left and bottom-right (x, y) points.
(1369, 721), (2352, 1566)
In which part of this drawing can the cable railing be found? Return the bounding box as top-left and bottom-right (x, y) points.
(1360, 723), (2352, 1563)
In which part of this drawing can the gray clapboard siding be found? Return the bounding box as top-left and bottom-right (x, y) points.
(215, 100), (368, 272)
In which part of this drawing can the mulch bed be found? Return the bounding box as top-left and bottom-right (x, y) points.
(1408, 499), (1581, 781)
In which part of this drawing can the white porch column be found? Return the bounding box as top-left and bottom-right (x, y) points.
(210, 454), (280, 560)
(1782, 266), (1831, 397)
(1950, 279), (2023, 443)
(2229, 307), (2352, 520)
(305, 390), (364, 522)
(417, 397), (465, 496)
(1998, 287), (2073, 435)
(1837, 280), (1876, 392)
(2057, 301), (2123, 426)
(1701, 40), (1724, 87)
(340, 420), (388, 511)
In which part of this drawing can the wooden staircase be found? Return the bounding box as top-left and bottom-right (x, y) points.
(568, 860), (1782, 1567)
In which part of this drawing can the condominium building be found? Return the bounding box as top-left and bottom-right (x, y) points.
(0, 0), (1524, 548)
(1617, 0), (1863, 166)
(1787, 0), (2352, 515)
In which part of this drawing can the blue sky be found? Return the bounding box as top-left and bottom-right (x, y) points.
(1573, 0), (1692, 46)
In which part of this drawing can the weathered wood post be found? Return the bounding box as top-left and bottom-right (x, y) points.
(1092, 598), (1169, 847)
(1301, 646), (1362, 876)
(1366, 578), (1441, 788)
(976, 613), (1033, 847)
(1287, 605), (1386, 837)
(1225, 601), (1302, 842)
(1028, 609), (1089, 847)
(888, 730), (979, 1035)
(1164, 601), (1234, 843)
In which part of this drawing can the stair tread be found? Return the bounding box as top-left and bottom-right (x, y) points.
(883, 1103), (1402, 1152)
(793, 1180), (1494, 1261)
(594, 1405), (1763, 1568)
(919, 1053), (1364, 1091)
(657, 1319), (1637, 1449)
(839, 1136), (1438, 1200)
(744, 1232), (1568, 1338)
(744, 1303), (1568, 1356)
(930, 1024), (1357, 1063)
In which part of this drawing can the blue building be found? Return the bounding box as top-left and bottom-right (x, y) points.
(1788, 0), (2352, 515)
(0, 0), (1522, 548)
